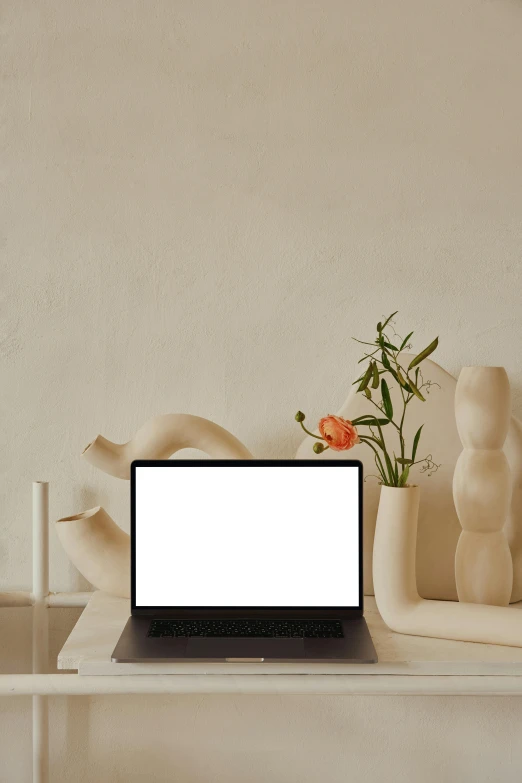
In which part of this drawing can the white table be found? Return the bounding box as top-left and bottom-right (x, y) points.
(50, 591), (522, 695)
(8, 484), (522, 783)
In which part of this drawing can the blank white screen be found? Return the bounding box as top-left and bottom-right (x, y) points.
(135, 465), (360, 608)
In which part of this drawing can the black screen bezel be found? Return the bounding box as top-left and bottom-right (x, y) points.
(131, 459), (363, 618)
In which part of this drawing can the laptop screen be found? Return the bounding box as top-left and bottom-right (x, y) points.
(133, 462), (361, 609)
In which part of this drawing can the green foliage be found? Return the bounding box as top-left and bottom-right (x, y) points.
(357, 362), (373, 392)
(380, 379), (393, 420)
(352, 312), (439, 487)
(294, 312), (440, 487)
(408, 337), (439, 370)
(412, 425), (423, 462)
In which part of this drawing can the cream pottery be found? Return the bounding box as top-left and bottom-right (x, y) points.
(56, 507), (130, 598)
(373, 485), (522, 647)
(57, 414), (253, 596)
(453, 367), (513, 606)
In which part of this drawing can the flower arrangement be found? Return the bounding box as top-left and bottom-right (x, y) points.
(295, 312), (440, 487)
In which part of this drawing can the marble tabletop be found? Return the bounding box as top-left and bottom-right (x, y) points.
(58, 591), (522, 680)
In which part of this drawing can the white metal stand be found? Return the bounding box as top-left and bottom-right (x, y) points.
(0, 483), (92, 782)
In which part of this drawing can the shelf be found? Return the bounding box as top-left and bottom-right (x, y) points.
(54, 592), (522, 693)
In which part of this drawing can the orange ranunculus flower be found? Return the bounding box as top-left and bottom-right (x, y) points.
(318, 415), (360, 452)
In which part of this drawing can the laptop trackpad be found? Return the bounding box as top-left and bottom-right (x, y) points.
(185, 638), (305, 660)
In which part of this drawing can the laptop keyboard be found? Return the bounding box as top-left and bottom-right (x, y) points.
(148, 618), (344, 639)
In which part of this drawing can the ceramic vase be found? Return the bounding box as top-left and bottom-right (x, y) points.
(56, 414), (253, 597)
(372, 486), (421, 622)
(55, 507), (131, 597)
(453, 367), (513, 606)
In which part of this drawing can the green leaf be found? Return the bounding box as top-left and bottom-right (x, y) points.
(371, 362), (380, 388)
(407, 376), (426, 402)
(408, 337), (439, 370)
(381, 378), (393, 420)
(400, 331), (413, 351)
(381, 351), (392, 371)
(353, 370), (385, 385)
(386, 366), (402, 387)
(382, 341), (399, 351)
(412, 425), (423, 462)
(398, 465), (410, 487)
(381, 349), (408, 388)
(396, 368), (408, 388)
(352, 416), (391, 426)
(383, 450), (396, 485)
(381, 311), (398, 331)
(396, 458), (413, 465)
(357, 363), (373, 392)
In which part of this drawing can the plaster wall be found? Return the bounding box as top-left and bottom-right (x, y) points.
(2, 1), (522, 780)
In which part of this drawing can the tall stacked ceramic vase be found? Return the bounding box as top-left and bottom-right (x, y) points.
(453, 367), (513, 606)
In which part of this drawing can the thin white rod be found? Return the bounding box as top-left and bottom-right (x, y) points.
(32, 482), (49, 604)
(2, 674), (522, 697)
(46, 592), (92, 608)
(32, 482), (49, 783)
(0, 591), (32, 607)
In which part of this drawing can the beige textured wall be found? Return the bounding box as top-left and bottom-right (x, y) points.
(2, 0), (522, 780)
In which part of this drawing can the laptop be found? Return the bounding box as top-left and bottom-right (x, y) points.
(112, 459), (377, 663)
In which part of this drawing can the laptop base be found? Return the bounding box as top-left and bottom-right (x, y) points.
(112, 615), (377, 663)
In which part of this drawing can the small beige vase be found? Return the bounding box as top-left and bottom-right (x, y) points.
(372, 486), (421, 622)
(453, 367), (513, 606)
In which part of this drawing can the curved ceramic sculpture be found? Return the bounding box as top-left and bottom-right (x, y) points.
(56, 507), (131, 598)
(373, 486), (522, 648)
(454, 367), (513, 606)
(82, 413), (253, 479)
(296, 354), (522, 603)
(57, 414), (253, 596)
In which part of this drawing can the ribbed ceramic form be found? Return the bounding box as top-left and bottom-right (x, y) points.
(453, 367), (513, 606)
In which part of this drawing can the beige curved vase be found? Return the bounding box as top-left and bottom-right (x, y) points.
(56, 507), (131, 598)
(83, 413), (253, 479)
(454, 367), (513, 606)
(373, 486), (522, 647)
(58, 414), (253, 596)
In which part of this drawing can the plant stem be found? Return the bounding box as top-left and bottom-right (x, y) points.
(391, 352), (407, 461)
(365, 395), (401, 433)
(299, 421), (325, 441)
(358, 437), (387, 484)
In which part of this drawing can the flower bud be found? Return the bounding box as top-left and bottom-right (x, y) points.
(313, 442), (325, 454)
(295, 411), (306, 422)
